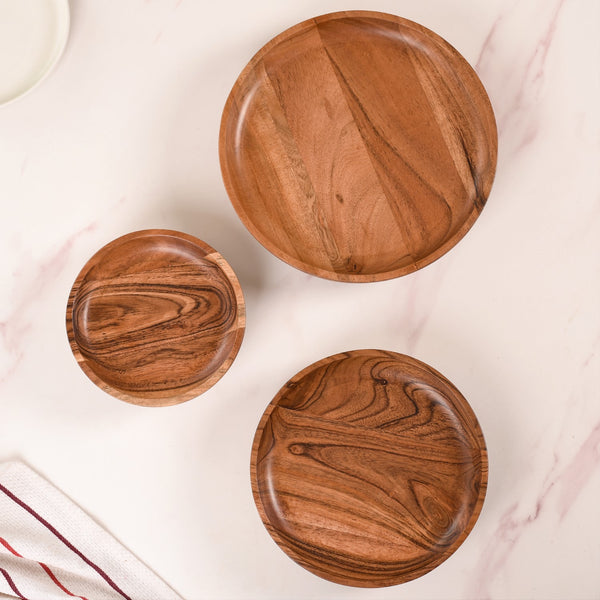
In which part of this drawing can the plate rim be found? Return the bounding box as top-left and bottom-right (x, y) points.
(0, 0), (71, 107)
(250, 348), (488, 587)
(219, 10), (498, 283)
(65, 229), (246, 407)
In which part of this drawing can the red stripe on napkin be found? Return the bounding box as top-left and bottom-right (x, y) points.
(1, 536), (89, 599)
(40, 562), (90, 600)
(0, 537), (22, 557)
(0, 483), (132, 600)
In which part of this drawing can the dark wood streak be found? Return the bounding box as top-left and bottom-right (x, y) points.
(73, 283), (235, 352)
(456, 131), (486, 211)
(251, 350), (487, 587)
(220, 11), (497, 282)
(65, 230), (245, 406)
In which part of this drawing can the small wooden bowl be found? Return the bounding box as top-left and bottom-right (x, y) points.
(66, 230), (245, 406)
(220, 11), (497, 282)
(251, 350), (487, 587)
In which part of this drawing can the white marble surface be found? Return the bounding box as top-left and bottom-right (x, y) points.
(0, 0), (599, 598)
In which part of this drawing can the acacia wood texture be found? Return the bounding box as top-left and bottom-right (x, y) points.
(66, 230), (245, 406)
(220, 11), (497, 282)
(251, 350), (487, 587)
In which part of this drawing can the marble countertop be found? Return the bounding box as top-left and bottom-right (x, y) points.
(1, 1), (598, 598)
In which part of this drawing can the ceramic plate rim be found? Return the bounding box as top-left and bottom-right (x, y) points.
(0, 0), (71, 107)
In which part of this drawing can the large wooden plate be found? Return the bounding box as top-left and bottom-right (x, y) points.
(220, 11), (497, 282)
(251, 350), (487, 587)
(66, 230), (245, 406)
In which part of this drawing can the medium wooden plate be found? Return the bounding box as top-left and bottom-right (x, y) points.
(220, 11), (497, 282)
(66, 230), (245, 406)
(251, 350), (487, 587)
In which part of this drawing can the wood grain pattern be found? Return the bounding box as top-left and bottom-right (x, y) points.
(220, 11), (497, 282)
(251, 350), (487, 587)
(66, 230), (245, 406)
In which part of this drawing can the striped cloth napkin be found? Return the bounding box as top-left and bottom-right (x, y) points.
(0, 461), (183, 600)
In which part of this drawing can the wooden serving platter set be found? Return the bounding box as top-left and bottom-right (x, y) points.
(66, 11), (496, 588)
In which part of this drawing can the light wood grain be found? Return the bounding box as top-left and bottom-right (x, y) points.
(66, 230), (245, 406)
(251, 350), (487, 587)
(220, 11), (497, 282)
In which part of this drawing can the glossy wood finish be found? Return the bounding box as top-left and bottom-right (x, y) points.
(251, 350), (487, 587)
(220, 11), (497, 282)
(66, 230), (245, 406)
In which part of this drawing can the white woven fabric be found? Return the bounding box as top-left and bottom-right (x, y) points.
(0, 461), (183, 600)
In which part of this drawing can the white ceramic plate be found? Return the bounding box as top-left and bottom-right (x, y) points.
(0, 0), (70, 106)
